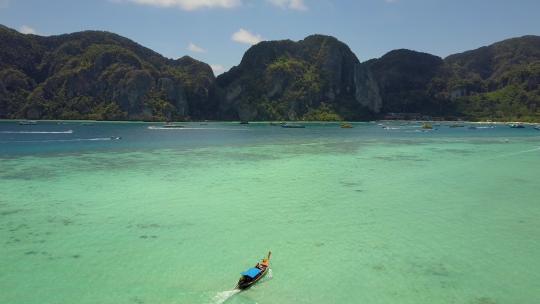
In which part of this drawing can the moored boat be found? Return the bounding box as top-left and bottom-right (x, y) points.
(340, 123), (353, 128)
(422, 122), (433, 129)
(236, 251), (271, 290)
(18, 120), (37, 125)
(162, 123), (185, 129)
(282, 123), (305, 128)
(508, 123), (525, 129)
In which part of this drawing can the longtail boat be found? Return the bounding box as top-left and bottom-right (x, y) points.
(236, 251), (271, 290)
(281, 123), (305, 128)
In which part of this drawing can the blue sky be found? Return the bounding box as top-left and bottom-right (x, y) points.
(1, 0), (539, 75)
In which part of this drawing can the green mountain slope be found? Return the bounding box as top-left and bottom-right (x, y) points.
(1, 24), (539, 122)
(366, 49), (446, 114)
(443, 35), (540, 121)
(216, 35), (381, 121)
(0, 25), (215, 121)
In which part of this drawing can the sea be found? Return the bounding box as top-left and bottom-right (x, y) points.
(1, 120), (539, 304)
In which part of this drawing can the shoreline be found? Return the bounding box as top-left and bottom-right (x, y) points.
(1, 119), (539, 125)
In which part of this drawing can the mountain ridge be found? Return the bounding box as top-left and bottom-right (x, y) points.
(1, 25), (539, 121)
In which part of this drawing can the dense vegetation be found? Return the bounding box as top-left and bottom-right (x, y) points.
(1, 24), (539, 121)
(366, 49), (447, 115)
(215, 35), (380, 121)
(443, 36), (540, 121)
(0, 25), (215, 121)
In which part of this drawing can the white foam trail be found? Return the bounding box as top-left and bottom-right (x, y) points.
(148, 126), (249, 131)
(212, 289), (240, 304)
(0, 138), (114, 143)
(267, 268), (273, 279)
(0, 130), (74, 134)
(491, 146), (540, 159)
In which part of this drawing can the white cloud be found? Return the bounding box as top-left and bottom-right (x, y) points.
(123, 0), (241, 11)
(19, 25), (37, 35)
(231, 28), (264, 45)
(187, 42), (207, 53)
(267, 0), (307, 11)
(116, 0), (309, 11)
(210, 64), (227, 75)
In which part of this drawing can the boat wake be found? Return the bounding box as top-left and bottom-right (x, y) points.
(147, 126), (248, 131)
(210, 268), (272, 304)
(0, 137), (117, 143)
(212, 289), (241, 304)
(0, 130), (74, 134)
(493, 146), (540, 159)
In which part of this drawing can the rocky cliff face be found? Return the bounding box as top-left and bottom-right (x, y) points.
(0, 25), (215, 121)
(366, 49), (445, 114)
(216, 35), (381, 121)
(1, 24), (539, 122)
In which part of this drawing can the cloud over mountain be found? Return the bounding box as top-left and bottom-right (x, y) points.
(232, 28), (264, 45)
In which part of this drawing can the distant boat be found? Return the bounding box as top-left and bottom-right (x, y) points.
(240, 121), (249, 125)
(449, 124), (465, 128)
(81, 122), (95, 126)
(282, 123), (305, 128)
(162, 123), (185, 129)
(422, 122), (433, 129)
(236, 251), (271, 290)
(110, 136), (122, 140)
(508, 123), (525, 129)
(18, 120), (37, 125)
(340, 123), (353, 129)
(534, 125), (540, 131)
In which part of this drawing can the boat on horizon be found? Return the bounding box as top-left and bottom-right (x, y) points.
(162, 123), (185, 129)
(236, 251), (271, 290)
(18, 120), (37, 125)
(422, 122), (433, 129)
(340, 123), (353, 128)
(508, 123), (525, 129)
(282, 123), (305, 128)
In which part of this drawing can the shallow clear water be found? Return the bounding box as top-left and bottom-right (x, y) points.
(1, 121), (539, 304)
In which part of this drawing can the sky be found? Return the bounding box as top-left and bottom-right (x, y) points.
(1, 0), (539, 75)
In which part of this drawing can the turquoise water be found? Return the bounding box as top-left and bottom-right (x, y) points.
(1, 121), (540, 304)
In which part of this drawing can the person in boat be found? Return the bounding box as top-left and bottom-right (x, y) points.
(255, 257), (269, 270)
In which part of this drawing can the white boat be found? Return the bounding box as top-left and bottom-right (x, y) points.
(281, 123), (305, 128)
(19, 120), (37, 125)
